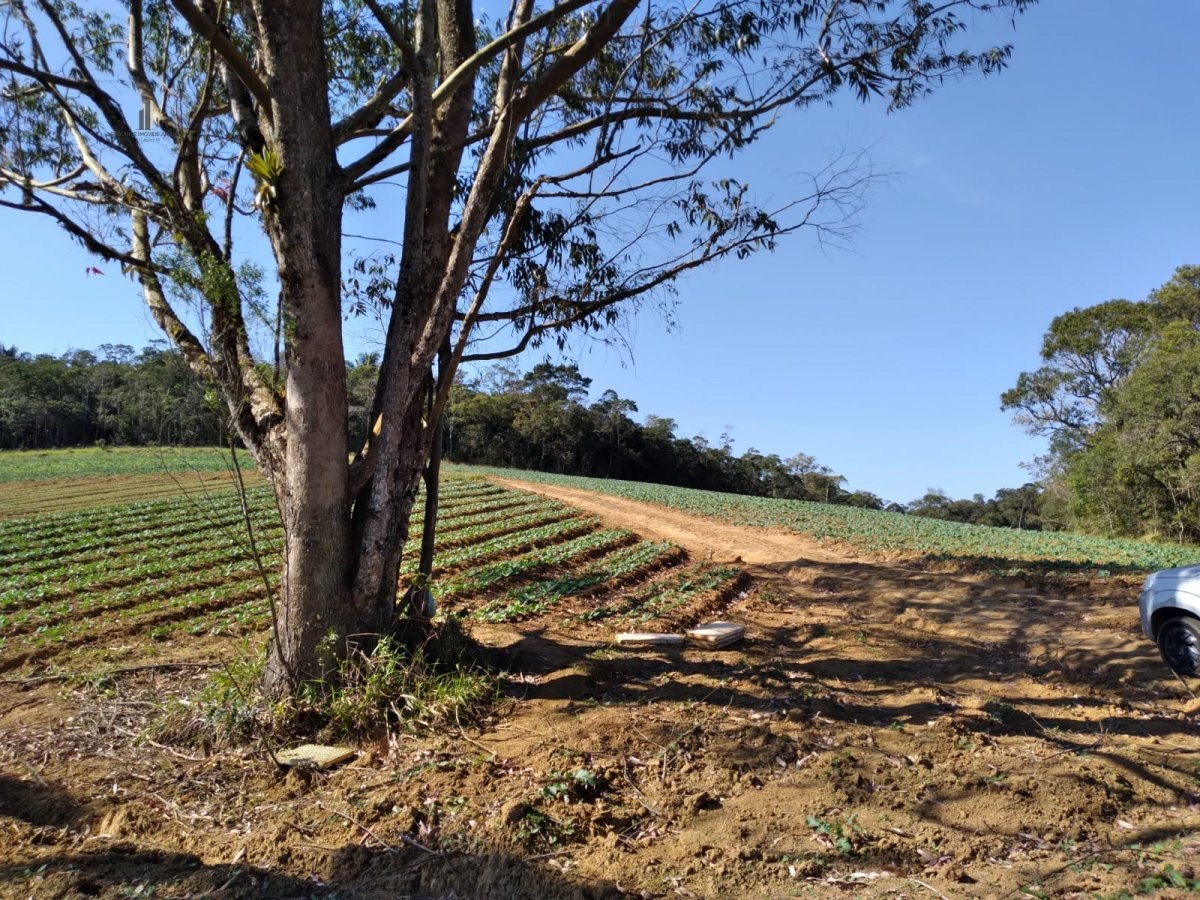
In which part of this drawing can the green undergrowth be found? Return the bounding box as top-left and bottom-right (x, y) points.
(152, 618), (497, 748)
(307, 620), (498, 738)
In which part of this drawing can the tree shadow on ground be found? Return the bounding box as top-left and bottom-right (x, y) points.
(0, 844), (629, 899)
(490, 549), (1197, 726)
(478, 545), (1200, 807)
(0, 773), (82, 829)
(498, 625), (1200, 738)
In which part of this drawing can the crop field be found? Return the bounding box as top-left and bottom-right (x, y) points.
(5, 450), (1200, 900)
(471, 466), (1200, 573)
(0, 446), (254, 483)
(0, 447), (263, 519)
(0, 469), (743, 673)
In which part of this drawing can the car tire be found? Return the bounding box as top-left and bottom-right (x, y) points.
(1157, 615), (1200, 677)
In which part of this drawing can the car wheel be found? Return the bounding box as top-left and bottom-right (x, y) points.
(1157, 615), (1200, 677)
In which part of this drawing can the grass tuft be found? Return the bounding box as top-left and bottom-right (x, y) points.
(303, 619), (497, 739)
(149, 619), (497, 749)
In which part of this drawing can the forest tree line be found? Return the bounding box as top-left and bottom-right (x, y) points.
(12, 269), (1200, 543)
(360, 358), (1044, 527)
(1004, 264), (1200, 543)
(2, 341), (1046, 526)
(0, 343), (224, 449)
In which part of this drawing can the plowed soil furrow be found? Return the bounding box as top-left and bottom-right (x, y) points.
(585, 562), (751, 630)
(0, 501), (275, 561)
(422, 520), (604, 581)
(464, 542), (690, 622)
(427, 494), (552, 524)
(0, 579), (267, 672)
(442, 530), (639, 598)
(0, 556), (268, 627)
(3, 519), (281, 584)
(425, 510), (579, 555)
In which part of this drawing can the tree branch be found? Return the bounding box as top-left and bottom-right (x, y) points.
(511, 0), (640, 118)
(127, 0), (184, 143)
(331, 0), (417, 144)
(167, 0), (273, 119)
(340, 0), (597, 186)
(0, 193), (153, 272)
(426, 176), (541, 450)
(333, 69), (410, 143)
(131, 211), (216, 381)
(3, 10), (173, 208)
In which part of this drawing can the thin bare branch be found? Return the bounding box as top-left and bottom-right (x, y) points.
(428, 178), (541, 448)
(0, 192), (149, 271)
(131, 210), (216, 381)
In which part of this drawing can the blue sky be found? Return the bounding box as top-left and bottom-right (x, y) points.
(3, 1), (1198, 506)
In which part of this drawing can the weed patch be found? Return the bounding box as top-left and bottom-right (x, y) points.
(151, 620), (497, 749)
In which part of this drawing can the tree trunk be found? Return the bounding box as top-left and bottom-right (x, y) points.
(253, 1), (353, 698)
(248, 0), (480, 693)
(349, 396), (429, 629)
(418, 340), (452, 585)
(345, 0), (477, 643)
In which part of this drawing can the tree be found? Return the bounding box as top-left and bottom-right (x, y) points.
(1002, 266), (1200, 451)
(0, 0), (1035, 696)
(1000, 299), (1155, 459)
(907, 487), (952, 519)
(1005, 266), (1200, 539)
(986, 483), (1041, 530)
(512, 362), (593, 471)
(589, 388), (638, 474)
(1069, 323), (1200, 541)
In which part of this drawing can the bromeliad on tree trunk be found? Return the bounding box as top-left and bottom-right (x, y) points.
(0, 0), (1036, 697)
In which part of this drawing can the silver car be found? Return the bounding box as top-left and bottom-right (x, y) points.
(1140, 564), (1200, 676)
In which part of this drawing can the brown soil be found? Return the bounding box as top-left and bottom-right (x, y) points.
(3, 479), (1200, 899)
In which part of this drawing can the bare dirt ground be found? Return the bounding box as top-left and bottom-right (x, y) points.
(3, 479), (1200, 899)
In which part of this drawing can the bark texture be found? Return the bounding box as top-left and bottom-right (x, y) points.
(252, 1), (353, 695)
